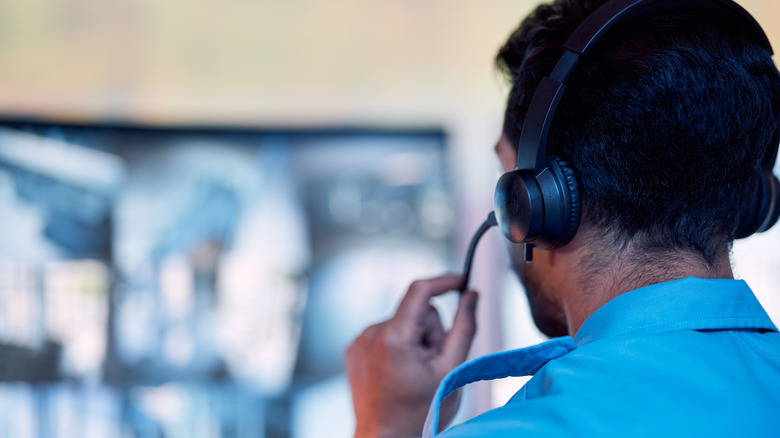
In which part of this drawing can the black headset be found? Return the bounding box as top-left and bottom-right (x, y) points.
(493, 0), (780, 258)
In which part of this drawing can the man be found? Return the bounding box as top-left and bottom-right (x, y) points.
(346, 0), (780, 436)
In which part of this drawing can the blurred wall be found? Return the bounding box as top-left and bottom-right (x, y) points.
(0, 0), (533, 126)
(1, 0), (778, 125)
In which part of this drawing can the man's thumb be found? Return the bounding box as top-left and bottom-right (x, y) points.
(438, 290), (478, 372)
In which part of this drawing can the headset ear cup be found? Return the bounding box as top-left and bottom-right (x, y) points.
(757, 173), (780, 233)
(736, 172), (780, 238)
(546, 156), (582, 246)
(734, 175), (764, 239)
(494, 157), (582, 247)
(494, 169), (545, 243)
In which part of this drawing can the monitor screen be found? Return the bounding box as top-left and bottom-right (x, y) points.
(0, 120), (455, 437)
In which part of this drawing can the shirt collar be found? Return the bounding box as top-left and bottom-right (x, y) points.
(573, 277), (778, 347)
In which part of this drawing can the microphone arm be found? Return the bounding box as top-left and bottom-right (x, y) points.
(461, 211), (497, 291)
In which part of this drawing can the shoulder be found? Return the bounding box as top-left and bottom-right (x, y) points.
(440, 329), (780, 437)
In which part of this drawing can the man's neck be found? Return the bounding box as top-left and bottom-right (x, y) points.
(560, 233), (734, 337)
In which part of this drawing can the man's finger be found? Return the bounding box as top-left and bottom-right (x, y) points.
(394, 275), (465, 325)
(437, 290), (479, 372)
(419, 304), (446, 351)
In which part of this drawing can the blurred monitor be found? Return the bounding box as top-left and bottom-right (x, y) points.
(0, 120), (455, 438)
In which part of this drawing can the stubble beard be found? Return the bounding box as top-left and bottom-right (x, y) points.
(510, 246), (570, 338)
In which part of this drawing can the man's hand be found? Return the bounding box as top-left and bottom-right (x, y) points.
(345, 275), (479, 438)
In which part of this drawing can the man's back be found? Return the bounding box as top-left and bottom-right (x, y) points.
(440, 278), (780, 437)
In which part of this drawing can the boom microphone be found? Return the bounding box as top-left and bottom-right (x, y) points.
(461, 211), (497, 291)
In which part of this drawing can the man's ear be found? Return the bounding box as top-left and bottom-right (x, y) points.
(495, 135), (517, 172)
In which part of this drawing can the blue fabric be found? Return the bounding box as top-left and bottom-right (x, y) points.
(423, 337), (576, 438)
(435, 277), (780, 437)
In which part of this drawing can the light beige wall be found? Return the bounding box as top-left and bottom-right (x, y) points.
(0, 1), (777, 126)
(1, 1), (778, 126)
(0, 0), (534, 126)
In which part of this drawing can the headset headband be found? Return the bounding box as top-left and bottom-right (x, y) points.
(516, 0), (774, 173)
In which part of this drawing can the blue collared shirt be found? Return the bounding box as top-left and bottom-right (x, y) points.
(428, 278), (780, 437)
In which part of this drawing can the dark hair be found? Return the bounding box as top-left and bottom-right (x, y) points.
(496, 0), (780, 265)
